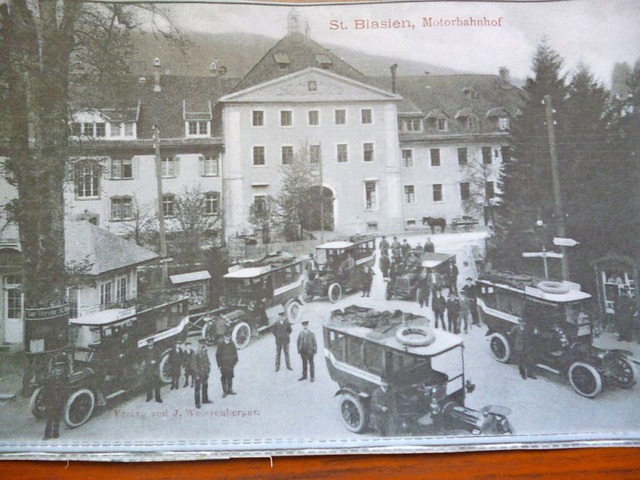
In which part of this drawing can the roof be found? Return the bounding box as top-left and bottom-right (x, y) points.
(325, 307), (462, 356)
(170, 270), (212, 285)
(65, 221), (159, 276)
(479, 271), (592, 304)
(230, 32), (369, 93)
(224, 266), (271, 279)
(69, 307), (132, 326)
(316, 241), (354, 250)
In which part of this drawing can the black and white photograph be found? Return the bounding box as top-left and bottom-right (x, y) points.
(0, 0), (638, 459)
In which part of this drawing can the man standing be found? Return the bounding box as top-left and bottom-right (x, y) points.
(614, 288), (636, 342)
(42, 360), (69, 440)
(379, 236), (390, 257)
(273, 313), (293, 372)
(167, 341), (182, 390)
(401, 239), (411, 258)
(446, 293), (461, 334)
(144, 339), (162, 403)
(448, 262), (459, 294)
(423, 238), (435, 253)
(193, 339), (212, 408)
(461, 277), (480, 326)
(361, 265), (374, 297)
(371, 383), (397, 436)
(391, 237), (401, 261)
(417, 271), (430, 309)
(379, 251), (391, 280)
(216, 333), (238, 398)
(297, 320), (317, 382)
(181, 341), (195, 388)
(511, 314), (537, 380)
(432, 290), (446, 330)
(306, 253), (318, 281)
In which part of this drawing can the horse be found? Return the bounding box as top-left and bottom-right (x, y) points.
(422, 216), (446, 234)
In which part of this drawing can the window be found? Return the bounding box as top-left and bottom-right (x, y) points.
(280, 110), (292, 127)
(361, 109), (372, 124)
(337, 144), (348, 163)
(281, 146), (294, 165)
(124, 123), (135, 137)
(83, 123), (94, 137)
(482, 147), (492, 164)
(71, 122), (82, 136)
(485, 181), (495, 199)
(457, 147), (468, 166)
(315, 54), (332, 69)
(498, 116), (510, 130)
(364, 181), (377, 210)
(501, 146), (512, 162)
(404, 185), (416, 204)
(460, 182), (470, 201)
(111, 158), (133, 179)
(253, 146), (265, 166)
(308, 80), (317, 91)
(468, 117), (478, 130)
(200, 156), (219, 176)
(204, 192), (220, 216)
(111, 123), (122, 137)
(335, 109), (346, 125)
(75, 161), (100, 198)
(401, 118), (422, 132)
(437, 118), (447, 131)
(5, 276), (22, 319)
(363, 143), (374, 162)
(252, 110), (264, 127)
(253, 195), (267, 216)
(433, 184), (443, 202)
(162, 194), (175, 217)
(95, 123), (106, 137)
(430, 148), (441, 167)
(308, 110), (319, 126)
(310, 144), (321, 164)
(187, 120), (209, 136)
(100, 281), (112, 307)
(162, 157), (177, 177)
(116, 277), (128, 304)
(402, 149), (413, 168)
(111, 196), (133, 221)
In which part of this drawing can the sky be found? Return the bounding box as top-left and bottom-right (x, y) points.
(164, 0), (640, 85)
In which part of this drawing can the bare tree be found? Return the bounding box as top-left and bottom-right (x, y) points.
(461, 151), (502, 226)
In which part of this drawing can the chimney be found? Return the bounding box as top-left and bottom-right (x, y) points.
(499, 67), (511, 88)
(390, 64), (398, 94)
(153, 57), (161, 92)
(210, 58), (219, 76)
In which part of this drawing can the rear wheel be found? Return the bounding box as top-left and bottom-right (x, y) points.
(159, 351), (172, 384)
(339, 392), (368, 433)
(302, 284), (313, 302)
(64, 388), (95, 428)
(203, 321), (217, 346)
(611, 355), (637, 389)
(232, 321), (252, 349)
(285, 300), (301, 324)
(328, 283), (343, 303)
(488, 333), (511, 363)
(568, 361), (602, 398)
(29, 387), (46, 419)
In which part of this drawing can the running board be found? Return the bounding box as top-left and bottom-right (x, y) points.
(106, 389), (127, 400)
(535, 364), (560, 375)
(257, 325), (270, 332)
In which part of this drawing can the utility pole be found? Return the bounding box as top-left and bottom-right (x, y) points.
(544, 95), (570, 280)
(154, 126), (169, 281)
(319, 142), (324, 243)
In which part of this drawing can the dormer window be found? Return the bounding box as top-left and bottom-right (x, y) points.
(498, 116), (510, 130)
(187, 120), (210, 137)
(437, 118), (448, 131)
(315, 54), (332, 69)
(400, 118), (422, 132)
(274, 52), (290, 70)
(467, 116), (478, 130)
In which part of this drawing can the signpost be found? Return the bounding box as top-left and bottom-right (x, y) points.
(522, 247), (564, 280)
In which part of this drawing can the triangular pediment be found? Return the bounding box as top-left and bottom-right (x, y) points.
(220, 68), (402, 104)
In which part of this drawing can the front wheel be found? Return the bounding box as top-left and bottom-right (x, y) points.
(29, 387), (47, 419)
(302, 285), (313, 303)
(611, 355), (637, 389)
(232, 321), (252, 349)
(568, 361), (603, 398)
(203, 321), (217, 346)
(159, 351), (172, 384)
(285, 300), (302, 324)
(488, 333), (511, 363)
(64, 388), (96, 428)
(339, 392), (368, 433)
(328, 283), (343, 303)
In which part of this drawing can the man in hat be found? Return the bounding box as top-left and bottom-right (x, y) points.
(216, 333), (239, 398)
(144, 338), (162, 403)
(42, 359), (70, 440)
(460, 277), (479, 326)
(273, 312), (293, 372)
(167, 341), (182, 390)
(181, 341), (195, 388)
(193, 339), (212, 408)
(297, 320), (317, 382)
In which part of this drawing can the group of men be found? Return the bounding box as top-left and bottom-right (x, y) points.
(273, 313), (318, 382)
(147, 333), (239, 409)
(429, 277), (481, 334)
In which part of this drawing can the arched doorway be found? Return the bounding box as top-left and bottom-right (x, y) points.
(304, 186), (335, 232)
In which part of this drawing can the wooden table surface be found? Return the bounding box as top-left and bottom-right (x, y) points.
(2, 448), (639, 479)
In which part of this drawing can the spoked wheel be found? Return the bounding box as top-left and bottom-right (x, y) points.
(611, 355), (637, 389)
(302, 286), (313, 303)
(232, 321), (252, 349)
(328, 283), (343, 303)
(203, 321), (217, 346)
(285, 300), (301, 324)
(29, 387), (47, 419)
(339, 392), (367, 433)
(64, 388), (96, 428)
(159, 351), (172, 384)
(568, 361), (603, 398)
(488, 333), (511, 363)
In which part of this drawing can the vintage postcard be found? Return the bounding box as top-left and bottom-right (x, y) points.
(0, 0), (638, 460)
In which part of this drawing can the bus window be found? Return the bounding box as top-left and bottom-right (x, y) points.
(363, 341), (385, 377)
(345, 336), (365, 369)
(328, 330), (346, 362)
